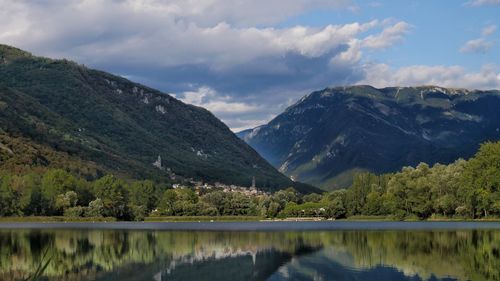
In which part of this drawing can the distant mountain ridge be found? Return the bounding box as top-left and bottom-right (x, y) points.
(238, 85), (500, 190)
(0, 44), (316, 192)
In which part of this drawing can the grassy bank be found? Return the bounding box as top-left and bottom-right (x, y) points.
(342, 215), (394, 221)
(0, 216), (117, 223)
(145, 216), (263, 222)
(0, 215), (499, 223)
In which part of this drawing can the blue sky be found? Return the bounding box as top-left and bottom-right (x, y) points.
(0, 0), (499, 131)
(281, 1), (499, 69)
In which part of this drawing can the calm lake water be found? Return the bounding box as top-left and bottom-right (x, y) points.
(0, 222), (499, 281)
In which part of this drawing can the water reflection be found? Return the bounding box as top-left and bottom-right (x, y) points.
(0, 229), (498, 281)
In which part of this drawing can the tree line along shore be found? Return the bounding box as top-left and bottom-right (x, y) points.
(0, 141), (499, 222)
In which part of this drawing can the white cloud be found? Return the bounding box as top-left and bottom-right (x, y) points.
(362, 21), (411, 49)
(330, 39), (363, 66)
(459, 24), (496, 55)
(135, 0), (353, 27)
(482, 24), (497, 36)
(177, 86), (275, 130)
(465, 0), (500, 6)
(0, 0), (352, 32)
(460, 38), (493, 54)
(360, 64), (500, 90)
(179, 86), (259, 114)
(0, 1), (413, 130)
(227, 118), (273, 133)
(0, 1), (408, 69)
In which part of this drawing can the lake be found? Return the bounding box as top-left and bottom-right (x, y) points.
(0, 222), (499, 281)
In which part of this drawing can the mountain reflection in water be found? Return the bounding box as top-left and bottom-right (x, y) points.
(0, 228), (498, 281)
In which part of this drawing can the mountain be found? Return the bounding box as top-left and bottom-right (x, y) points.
(238, 85), (500, 190)
(0, 44), (315, 192)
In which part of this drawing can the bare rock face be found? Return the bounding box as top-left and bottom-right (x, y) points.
(239, 85), (500, 190)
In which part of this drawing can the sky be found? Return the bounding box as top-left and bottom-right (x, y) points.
(1, 0), (499, 131)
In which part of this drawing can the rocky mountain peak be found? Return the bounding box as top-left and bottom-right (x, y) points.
(239, 85), (500, 190)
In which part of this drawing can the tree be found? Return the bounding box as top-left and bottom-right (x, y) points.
(345, 173), (386, 216)
(435, 194), (457, 216)
(226, 192), (253, 215)
(176, 189), (198, 204)
(0, 175), (22, 216)
(364, 191), (383, 215)
(273, 188), (299, 205)
(54, 191), (78, 214)
(128, 180), (157, 212)
(386, 166), (414, 218)
(381, 192), (398, 216)
(462, 142), (500, 217)
(20, 173), (43, 216)
(41, 169), (78, 214)
(326, 197), (346, 219)
(64, 206), (84, 217)
(158, 189), (177, 215)
(429, 161), (464, 217)
(202, 191), (226, 215)
(266, 201), (281, 218)
(93, 175), (128, 219)
(85, 198), (104, 217)
(409, 164), (433, 219)
(303, 193), (322, 203)
(128, 204), (147, 221)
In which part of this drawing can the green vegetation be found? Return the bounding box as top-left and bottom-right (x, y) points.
(145, 216), (262, 222)
(248, 140), (499, 221)
(0, 44), (307, 192)
(0, 169), (165, 221)
(336, 141), (500, 220)
(0, 216), (116, 222)
(22, 248), (51, 281)
(273, 141), (499, 220)
(1, 141), (499, 221)
(0, 166), (301, 221)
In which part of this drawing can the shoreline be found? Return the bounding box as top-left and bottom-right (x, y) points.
(0, 216), (499, 224)
(0, 221), (499, 232)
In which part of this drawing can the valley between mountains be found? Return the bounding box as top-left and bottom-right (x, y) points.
(0, 44), (499, 221)
(2, 44), (500, 193)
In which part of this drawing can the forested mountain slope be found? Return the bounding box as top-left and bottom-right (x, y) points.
(0, 44), (310, 192)
(239, 85), (500, 190)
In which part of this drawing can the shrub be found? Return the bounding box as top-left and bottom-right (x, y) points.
(64, 206), (84, 217)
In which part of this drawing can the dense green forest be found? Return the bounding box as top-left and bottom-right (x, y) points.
(0, 44), (303, 191)
(0, 141), (499, 221)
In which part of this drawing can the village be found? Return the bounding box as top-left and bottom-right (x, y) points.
(172, 178), (270, 197)
(153, 155), (270, 197)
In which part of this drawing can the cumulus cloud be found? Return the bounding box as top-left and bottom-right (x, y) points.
(179, 86), (258, 115)
(362, 21), (411, 49)
(459, 24), (496, 55)
(360, 63), (500, 90)
(134, 0), (352, 27)
(0, 0), (352, 32)
(176, 86), (282, 131)
(0, 1), (406, 71)
(0, 0), (414, 130)
(460, 38), (494, 54)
